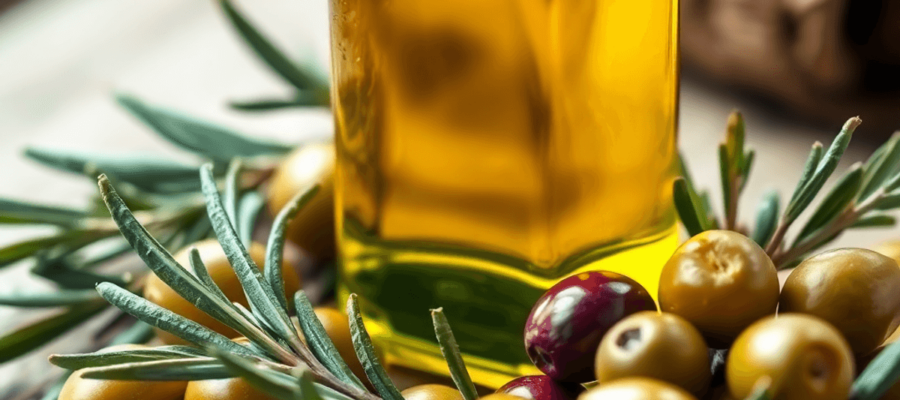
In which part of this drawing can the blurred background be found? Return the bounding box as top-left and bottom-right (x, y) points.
(0, 0), (898, 397)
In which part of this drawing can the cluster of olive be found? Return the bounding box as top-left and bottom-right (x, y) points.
(506, 230), (900, 400)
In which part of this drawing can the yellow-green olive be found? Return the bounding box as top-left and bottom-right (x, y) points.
(726, 314), (853, 400)
(143, 239), (301, 345)
(59, 345), (187, 400)
(184, 376), (276, 400)
(658, 230), (779, 347)
(779, 248), (900, 356)
(578, 378), (697, 400)
(266, 143), (336, 261)
(594, 311), (710, 397)
(401, 384), (464, 400)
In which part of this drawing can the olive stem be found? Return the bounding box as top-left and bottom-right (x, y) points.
(772, 190), (886, 267)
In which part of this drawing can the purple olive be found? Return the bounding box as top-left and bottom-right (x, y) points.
(524, 271), (656, 382)
(497, 375), (582, 400)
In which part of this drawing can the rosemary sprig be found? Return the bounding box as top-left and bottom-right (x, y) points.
(47, 176), (477, 400)
(675, 114), (900, 269)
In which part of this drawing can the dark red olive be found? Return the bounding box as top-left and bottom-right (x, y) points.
(497, 375), (582, 400)
(524, 271), (657, 382)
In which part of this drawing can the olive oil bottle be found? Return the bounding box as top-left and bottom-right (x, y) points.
(329, 0), (680, 387)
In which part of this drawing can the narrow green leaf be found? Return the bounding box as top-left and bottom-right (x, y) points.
(719, 143), (732, 220)
(876, 192), (900, 211)
(741, 150), (755, 190)
(293, 291), (365, 389)
(0, 302), (107, 362)
(789, 142), (825, 205)
(431, 308), (478, 400)
(50, 346), (205, 369)
(213, 349), (298, 400)
(795, 163), (863, 242)
(296, 369), (324, 400)
(95, 282), (254, 357)
(852, 340), (900, 400)
(219, 0), (329, 93)
(785, 117), (861, 222)
(726, 110), (746, 171)
(32, 255), (129, 289)
(0, 290), (100, 307)
(751, 191), (780, 247)
(238, 192), (265, 246)
(859, 132), (900, 201)
(267, 185), (320, 310)
(347, 294), (404, 400)
(0, 230), (108, 269)
(0, 198), (86, 226)
(200, 165), (300, 347)
(116, 94), (292, 162)
(673, 178), (706, 237)
(230, 92), (328, 111)
(81, 358), (229, 381)
(25, 147), (200, 193)
(225, 159), (243, 232)
(851, 214), (896, 228)
(188, 247), (233, 306)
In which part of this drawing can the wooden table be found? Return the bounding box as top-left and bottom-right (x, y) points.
(0, 0), (895, 396)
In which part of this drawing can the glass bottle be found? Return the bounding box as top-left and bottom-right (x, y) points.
(329, 0), (679, 387)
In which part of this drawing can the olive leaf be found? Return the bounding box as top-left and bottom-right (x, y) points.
(751, 191), (779, 246)
(225, 158), (244, 231)
(230, 92), (328, 111)
(858, 132), (900, 201)
(213, 348), (299, 400)
(431, 308), (479, 400)
(794, 163), (864, 243)
(296, 368), (325, 400)
(25, 147), (200, 194)
(0, 229), (113, 269)
(850, 214), (896, 228)
(852, 340), (900, 400)
(673, 178), (708, 237)
(238, 191), (265, 247)
(218, 0), (329, 95)
(294, 291), (365, 390)
(116, 94), (292, 162)
(347, 294), (404, 400)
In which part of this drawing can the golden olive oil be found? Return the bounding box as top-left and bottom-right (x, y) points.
(329, 0), (679, 387)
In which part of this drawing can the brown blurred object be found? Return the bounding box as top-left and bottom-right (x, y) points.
(682, 0), (900, 134)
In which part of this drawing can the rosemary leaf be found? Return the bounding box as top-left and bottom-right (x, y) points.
(230, 92), (328, 111)
(219, 0), (329, 94)
(213, 349), (298, 400)
(431, 308), (478, 400)
(80, 358), (229, 381)
(718, 143), (732, 223)
(741, 149), (755, 190)
(673, 178), (707, 237)
(294, 291), (365, 389)
(852, 339), (900, 400)
(788, 142), (825, 205)
(784, 117), (861, 223)
(188, 247), (234, 306)
(851, 214), (896, 228)
(751, 191), (780, 247)
(0, 230), (110, 269)
(859, 133), (900, 201)
(25, 147), (200, 194)
(0, 290), (101, 308)
(116, 94), (292, 162)
(0, 302), (107, 362)
(225, 159), (244, 234)
(347, 294), (404, 400)
(0, 198), (86, 226)
(267, 185), (320, 310)
(238, 192), (265, 246)
(297, 369), (325, 400)
(795, 163), (864, 242)
(726, 111), (746, 172)
(876, 192), (900, 211)
(95, 282), (254, 358)
(200, 165), (300, 348)
(50, 346), (206, 369)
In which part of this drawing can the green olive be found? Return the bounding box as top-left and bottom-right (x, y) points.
(144, 239), (301, 345)
(266, 143), (336, 261)
(779, 248), (900, 356)
(658, 230), (779, 347)
(726, 314), (853, 400)
(578, 378), (697, 400)
(594, 311), (710, 397)
(59, 345), (187, 400)
(401, 384), (464, 400)
(185, 376), (277, 400)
